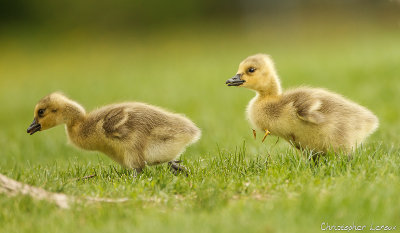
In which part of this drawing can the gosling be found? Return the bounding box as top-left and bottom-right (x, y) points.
(226, 54), (379, 154)
(27, 92), (201, 174)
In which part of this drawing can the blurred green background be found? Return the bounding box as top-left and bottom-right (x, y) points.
(0, 1), (400, 233)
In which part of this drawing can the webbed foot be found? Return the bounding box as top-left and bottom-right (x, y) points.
(168, 160), (189, 176)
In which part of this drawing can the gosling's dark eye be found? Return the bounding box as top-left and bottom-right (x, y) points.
(248, 67), (256, 73)
(38, 109), (45, 117)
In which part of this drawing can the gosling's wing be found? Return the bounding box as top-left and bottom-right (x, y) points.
(102, 106), (133, 139)
(284, 89), (326, 124)
(294, 98), (325, 124)
(100, 104), (169, 139)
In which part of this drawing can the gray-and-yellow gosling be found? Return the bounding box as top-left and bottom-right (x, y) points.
(27, 93), (201, 174)
(226, 54), (379, 154)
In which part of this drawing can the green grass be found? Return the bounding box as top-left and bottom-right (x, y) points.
(1, 18), (400, 233)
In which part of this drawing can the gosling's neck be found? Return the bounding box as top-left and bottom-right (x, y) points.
(62, 99), (86, 128)
(256, 74), (283, 99)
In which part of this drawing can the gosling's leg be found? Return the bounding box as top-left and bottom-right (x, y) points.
(168, 160), (189, 176)
(262, 129), (271, 143)
(252, 129), (257, 139)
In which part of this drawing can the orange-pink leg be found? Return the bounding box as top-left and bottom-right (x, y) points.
(262, 129), (271, 143)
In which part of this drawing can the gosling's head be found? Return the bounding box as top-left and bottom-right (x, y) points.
(226, 54), (281, 95)
(27, 92), (84, 135)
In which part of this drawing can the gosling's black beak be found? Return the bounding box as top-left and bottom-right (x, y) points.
(27, 118), (41, 135)
(226, 74), (245, 86)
